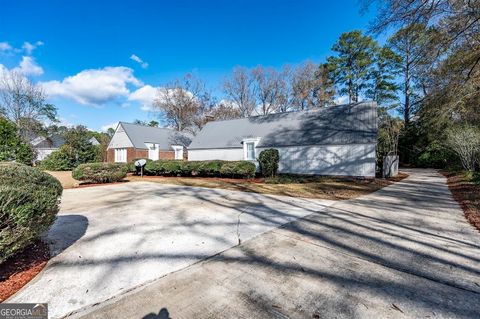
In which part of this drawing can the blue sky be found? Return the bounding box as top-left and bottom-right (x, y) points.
(0, 0), (377, 131)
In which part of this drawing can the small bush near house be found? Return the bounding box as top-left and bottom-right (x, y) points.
(127, 158), (153, 174)
(72, 162), (128, 183)
(219, 161), (256, 178)
(144, 160), (184, 176)
(38, 145), (76, 171)
(258, 149), (280, 177)
(0, 162), (62, 264)
(197, 160), (225, 176)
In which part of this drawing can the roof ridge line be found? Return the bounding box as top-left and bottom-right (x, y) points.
(202, 101), (375, 126)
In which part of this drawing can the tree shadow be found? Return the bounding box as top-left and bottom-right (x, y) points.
(142, 307), (171, 319)
(43, 214), (89, 257)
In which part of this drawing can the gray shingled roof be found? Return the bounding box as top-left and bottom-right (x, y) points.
(31, 135), (65, 148)
(120, 122), (192, 150)
(189, 102), (377, 149)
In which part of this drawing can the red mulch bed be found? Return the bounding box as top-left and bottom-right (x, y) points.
(443, 171), (480, 233)
(0, 240), (50, 302)
(77, 180), (130, 188)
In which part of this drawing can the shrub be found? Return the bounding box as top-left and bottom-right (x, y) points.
(0, 118), (34, 165)
(72, 162), (128, 183)
(197, 160), (225, 177)
(127, 158), (153, 174)
(258, 149), (280, 177)
(0, 163), (62, 264)
(39, 145), (76, 171)
(143, 160), (256, 178)
(144, 160), (183, 176)
(445, 125), (480, 172)
(220, 161), (256, 178)
(416, 141), (458, 169)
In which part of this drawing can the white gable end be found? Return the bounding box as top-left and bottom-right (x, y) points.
(107, 123), (134, 149)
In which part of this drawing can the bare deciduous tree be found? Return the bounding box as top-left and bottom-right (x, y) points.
(252, 66), (288, 115)
(207, 101), (241, 121)
(153, 74), (213, 134)
(0, 70), (57, 137)
(223, 67), (256, 117)
(289, 61), (335, 110)
(446, 125), (480, 172)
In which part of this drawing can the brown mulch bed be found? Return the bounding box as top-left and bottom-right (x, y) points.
(0, 240), (50, 302)
(443, 171), (480, 233)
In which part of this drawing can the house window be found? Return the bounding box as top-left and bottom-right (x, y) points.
(246, 142), (255, 160)
(114, 148), (127, 163)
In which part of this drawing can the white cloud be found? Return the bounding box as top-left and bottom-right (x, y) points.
(334, 95), (349, 105)
(42, 66), (142, 106)
(101, 122), (119, 132)
(22, 41), (44, 55)
(13, 56), (44, 76)
(0, 42), (12, 52)
(130, 54), (148, 69)
(128, 85), (158, 111)
(217, 99), (239, 108)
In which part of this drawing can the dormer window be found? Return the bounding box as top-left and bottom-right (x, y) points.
(242, 138), (261, 161)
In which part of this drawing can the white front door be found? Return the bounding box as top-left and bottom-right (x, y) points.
(114, 148), (127, 163)
(147, 143), (159, 161)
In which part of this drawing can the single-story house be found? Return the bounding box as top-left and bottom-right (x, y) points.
(31, 135), (65, 161)
(107, 122), (192, 163)
(188, 101), (378, 177)
(31, 135), (100, 161)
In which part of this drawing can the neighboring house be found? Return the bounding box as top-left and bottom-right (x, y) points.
(31, 135), (100, 161)
(31, 135), (65, 161)
(188, 101), (378, 177)
(89, 137), (100, 146)
(107, 122), (192, 163)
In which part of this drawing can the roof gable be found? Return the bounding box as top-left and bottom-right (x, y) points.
(189, 102), (378, 149)
(117, 122), (192, 150)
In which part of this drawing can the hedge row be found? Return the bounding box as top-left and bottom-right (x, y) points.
(141, 160), (256, 178)
(72, 162), (128, 183)
(0, 163), (63, 264)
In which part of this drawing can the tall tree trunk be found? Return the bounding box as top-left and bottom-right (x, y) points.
(404, 50), (411, 126)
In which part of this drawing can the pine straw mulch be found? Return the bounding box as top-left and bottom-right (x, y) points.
(0, 240), (50, 302)
(443, 171), (480, 232)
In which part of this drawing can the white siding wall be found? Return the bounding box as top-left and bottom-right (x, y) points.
(188, 148), (244, 161)
(188, 143), (376, 177)
(35, 148), (57, 161)
(262, 144), (376, 177)
(108, 125), (133, 149)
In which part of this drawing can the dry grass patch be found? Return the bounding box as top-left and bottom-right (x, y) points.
(128, 172), (408, 200)
(45, 170), (78, 189)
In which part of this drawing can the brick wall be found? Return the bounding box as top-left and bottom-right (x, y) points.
(106, 148), (115, 163)
(159, 151), (175, 160)
(106, 148), (148, 163)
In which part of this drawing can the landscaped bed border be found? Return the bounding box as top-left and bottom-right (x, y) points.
(0, 240), (50, 302)
(443, 171), (480, 233)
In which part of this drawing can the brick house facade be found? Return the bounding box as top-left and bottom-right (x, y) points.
(107, 122), (191, 163)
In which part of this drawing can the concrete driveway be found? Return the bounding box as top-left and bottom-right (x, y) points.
(9, 182), (334, 318)
(80, 169), (480, 319)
